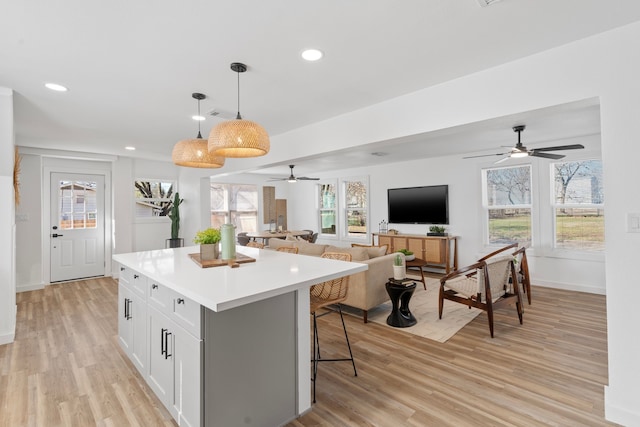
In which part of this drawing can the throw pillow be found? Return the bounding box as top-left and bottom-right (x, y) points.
(324, 245), (370, 261)
(293, 240), (327, 256)
(268, 238), (295, 250)
(366, 245), (388, 258)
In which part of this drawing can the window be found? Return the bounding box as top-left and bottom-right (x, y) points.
(134, 180), (176, 218)
(210, 183), (258, 233)
(552, 160), (604, 251)
(344, 178), (368, 238)
(318, 183), (337, 236)
(58, 180), (97, 229)
(483, 165), (532, 246)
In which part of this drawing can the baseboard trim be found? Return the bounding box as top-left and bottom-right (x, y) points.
(605, 385), (640, 426)
(17, 282), (45, 293)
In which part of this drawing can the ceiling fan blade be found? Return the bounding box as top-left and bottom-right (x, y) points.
(267, 178), (287, 181)
(533, 144), (585, 152)
(463, 152), (508, 159)
(494, 156), (511, 164)
(530, 151), (565, 160)
(297, 177), (320, 180)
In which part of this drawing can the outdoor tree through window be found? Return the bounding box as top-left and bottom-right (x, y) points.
(319, 183), (337, 236)
(210, 183), (258, 233)
(483, 165), (532, 245)
(553, 160), (604, 250)
(344, 179), (368, 237)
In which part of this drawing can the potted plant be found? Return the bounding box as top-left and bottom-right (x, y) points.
(167, 192), (184, 248)
(194, 227), (221, 261)
(393, 253), (405, 280)
(427, 225), (447, 236)
(396, 248), (414, 261)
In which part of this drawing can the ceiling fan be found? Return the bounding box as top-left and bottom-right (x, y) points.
(269, 165), (320, 183)
(464, 125), (585, 164)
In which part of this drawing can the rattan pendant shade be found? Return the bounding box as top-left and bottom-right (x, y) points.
(172, 135), (225, 168)
(208, 62), (270, 158)
(172, 93), (225, 168)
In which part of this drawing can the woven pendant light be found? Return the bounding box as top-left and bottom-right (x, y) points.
(172, 93), (225, 168)
(208, 63), (270, 158)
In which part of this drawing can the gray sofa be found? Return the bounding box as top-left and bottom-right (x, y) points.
(268, 238), (402, 322)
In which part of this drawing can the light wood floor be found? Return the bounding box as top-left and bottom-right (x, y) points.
(0, 277), (617, 426)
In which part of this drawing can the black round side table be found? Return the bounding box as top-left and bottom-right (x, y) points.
(385, 279), (417, 327)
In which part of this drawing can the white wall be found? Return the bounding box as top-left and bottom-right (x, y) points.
(15, 153), (42, 291)
(0, 87), (16, 344)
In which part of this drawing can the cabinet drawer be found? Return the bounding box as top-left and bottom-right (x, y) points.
(171, 292), (202, 339)
(130, 271), (147, 299)
(148, 281), (173, 312)
(118, 265), (132, 286)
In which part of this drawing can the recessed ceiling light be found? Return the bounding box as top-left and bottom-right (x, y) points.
(45, 83), (68, 92)
(301, 49), (323, 61)
(192, 115), (206, 121)
(125, 146), (136, 151)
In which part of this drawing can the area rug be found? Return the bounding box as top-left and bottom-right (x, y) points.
(349, 275), (482, 343)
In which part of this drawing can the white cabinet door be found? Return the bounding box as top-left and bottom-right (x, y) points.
(147, 306), (174, 408)
(118, 284), (132, 353)
(173, 328), (202, 427)
(130, 293), (147, 375)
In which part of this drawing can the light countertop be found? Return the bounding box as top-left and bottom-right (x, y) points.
(113, 245), (367, 312)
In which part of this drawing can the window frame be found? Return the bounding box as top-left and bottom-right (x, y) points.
(210, 182), (258, 233)
(133, 178), (177, 223)
(317, 180), (339, 239)
(341, 176), (369, 241)
(482, 163), (533, 247)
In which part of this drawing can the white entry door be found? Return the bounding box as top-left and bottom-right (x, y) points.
(50, 173), (105, 282)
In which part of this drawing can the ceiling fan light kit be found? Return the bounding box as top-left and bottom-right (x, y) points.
(208, 62), (270, 158)
(172, 93), (226, 168)
(464, 124), (584, 163)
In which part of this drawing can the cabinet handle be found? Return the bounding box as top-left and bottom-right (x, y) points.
(123, 298), (128, 319)
(127, 299), (132, 320)
(120, 266), (125, 271)
(152, 284), (158, 290)
(161, 328), (167, 356)
(133, 274), (139, 279)
(165, 331), (172, 359)
(176, 298), (184, 305)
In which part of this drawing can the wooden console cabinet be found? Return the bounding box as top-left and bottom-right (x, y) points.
(372, 233), (458, 274)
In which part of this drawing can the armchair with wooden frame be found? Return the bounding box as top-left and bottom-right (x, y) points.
(478, 243), (532, 305)
(438, 252), (524, 337)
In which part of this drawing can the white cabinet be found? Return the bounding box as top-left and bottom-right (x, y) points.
(118, 266), (147, 376)
(118, 267), (202, 427)
(148, 305), (202, 427)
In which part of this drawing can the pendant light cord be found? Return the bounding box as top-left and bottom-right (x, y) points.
(236, 69), (242, 120)
(197, 98), (203, 139)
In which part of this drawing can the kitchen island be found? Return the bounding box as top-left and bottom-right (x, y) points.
(113, 245), (367, 427)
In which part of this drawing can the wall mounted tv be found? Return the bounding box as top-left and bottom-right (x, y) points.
(387, 185), (449, 225)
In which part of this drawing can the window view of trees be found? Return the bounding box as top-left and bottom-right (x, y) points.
(319, 183), (337, 235)
(553, 160), (604, 250)
(210, 183), (258, 233)
(134, 180), (175, 217)
(345, 180), (367, 236)
(483, 165), (532, 245)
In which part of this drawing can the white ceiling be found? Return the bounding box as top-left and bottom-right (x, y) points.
(2, 0), (638, 176)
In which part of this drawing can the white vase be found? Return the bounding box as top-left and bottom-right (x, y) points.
(393, 265), (406, 280)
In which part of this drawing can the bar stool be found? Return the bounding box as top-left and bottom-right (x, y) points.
(310, 252), (357, 403)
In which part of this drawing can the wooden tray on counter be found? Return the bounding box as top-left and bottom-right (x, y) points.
(188, 252), (256, 268)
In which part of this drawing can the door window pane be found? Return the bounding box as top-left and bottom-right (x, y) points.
(58, 180), (98, 229)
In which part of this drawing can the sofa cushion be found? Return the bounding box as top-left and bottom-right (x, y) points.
(324, 245), (370, 261)
(268, 238), (295, 250)
(366, 245), (388, 258)
(293, 240), (328, 256)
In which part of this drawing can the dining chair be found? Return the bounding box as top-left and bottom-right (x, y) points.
(310, 252), (356, 403)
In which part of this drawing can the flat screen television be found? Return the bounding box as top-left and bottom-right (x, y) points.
(387, 185), (449, 225)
